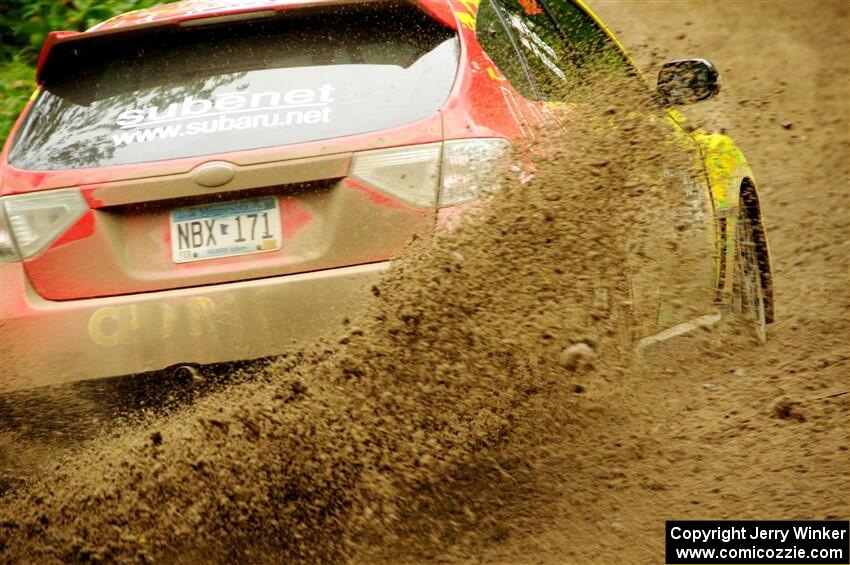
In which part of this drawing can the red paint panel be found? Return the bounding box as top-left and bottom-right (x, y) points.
(344, 178), (406, 210)
(82, 190), (105, 209)
(280, 198), (313, 239)
(47, 210), (96, 251)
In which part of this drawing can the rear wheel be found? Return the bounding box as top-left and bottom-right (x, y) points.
(732, 204), (767, 343)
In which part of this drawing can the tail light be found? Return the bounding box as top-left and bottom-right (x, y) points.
(440, 138), (512, 207)
(350, 143), (442, 208)
(0, 211), (20, 262)
(0, 188), (88, 261)
(350, 138), (513, 209)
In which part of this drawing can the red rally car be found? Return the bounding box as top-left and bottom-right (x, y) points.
(0, 0), (773, 391)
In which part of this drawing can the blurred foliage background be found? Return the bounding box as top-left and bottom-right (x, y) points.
(0, 0), (167, 146)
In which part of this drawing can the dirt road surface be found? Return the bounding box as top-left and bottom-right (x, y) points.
(1, 1), (848, 564)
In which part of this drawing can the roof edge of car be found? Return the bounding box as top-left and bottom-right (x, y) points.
(35, 0), (459, 84)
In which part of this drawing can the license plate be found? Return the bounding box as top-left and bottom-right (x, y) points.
(170, 197), (282, 263)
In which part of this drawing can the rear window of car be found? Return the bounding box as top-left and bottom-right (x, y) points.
(8, 4), (459, 171)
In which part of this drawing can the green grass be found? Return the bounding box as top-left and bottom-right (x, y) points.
(0, 56), (37, 147)
(0, 0), (168, 147)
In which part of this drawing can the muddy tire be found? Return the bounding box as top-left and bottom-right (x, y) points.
(732, 204), (767, 343)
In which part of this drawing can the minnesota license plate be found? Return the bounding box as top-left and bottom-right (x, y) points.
(170, 197), (282, 263)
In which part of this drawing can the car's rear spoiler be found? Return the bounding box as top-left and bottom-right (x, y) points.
(34, 0), (458, 84)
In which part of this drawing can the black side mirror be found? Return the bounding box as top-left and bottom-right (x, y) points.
(656, 58), (720, 106)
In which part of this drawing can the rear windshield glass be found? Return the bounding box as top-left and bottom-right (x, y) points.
(9, 4), (458, 171)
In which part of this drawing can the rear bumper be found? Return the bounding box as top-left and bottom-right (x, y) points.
(0, 262), (386, 392)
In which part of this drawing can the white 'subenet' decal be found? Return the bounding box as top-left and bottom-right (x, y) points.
(112, 84), (335, 146)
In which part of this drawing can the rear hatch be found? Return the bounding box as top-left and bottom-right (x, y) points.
(5, 3), (459, 300)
